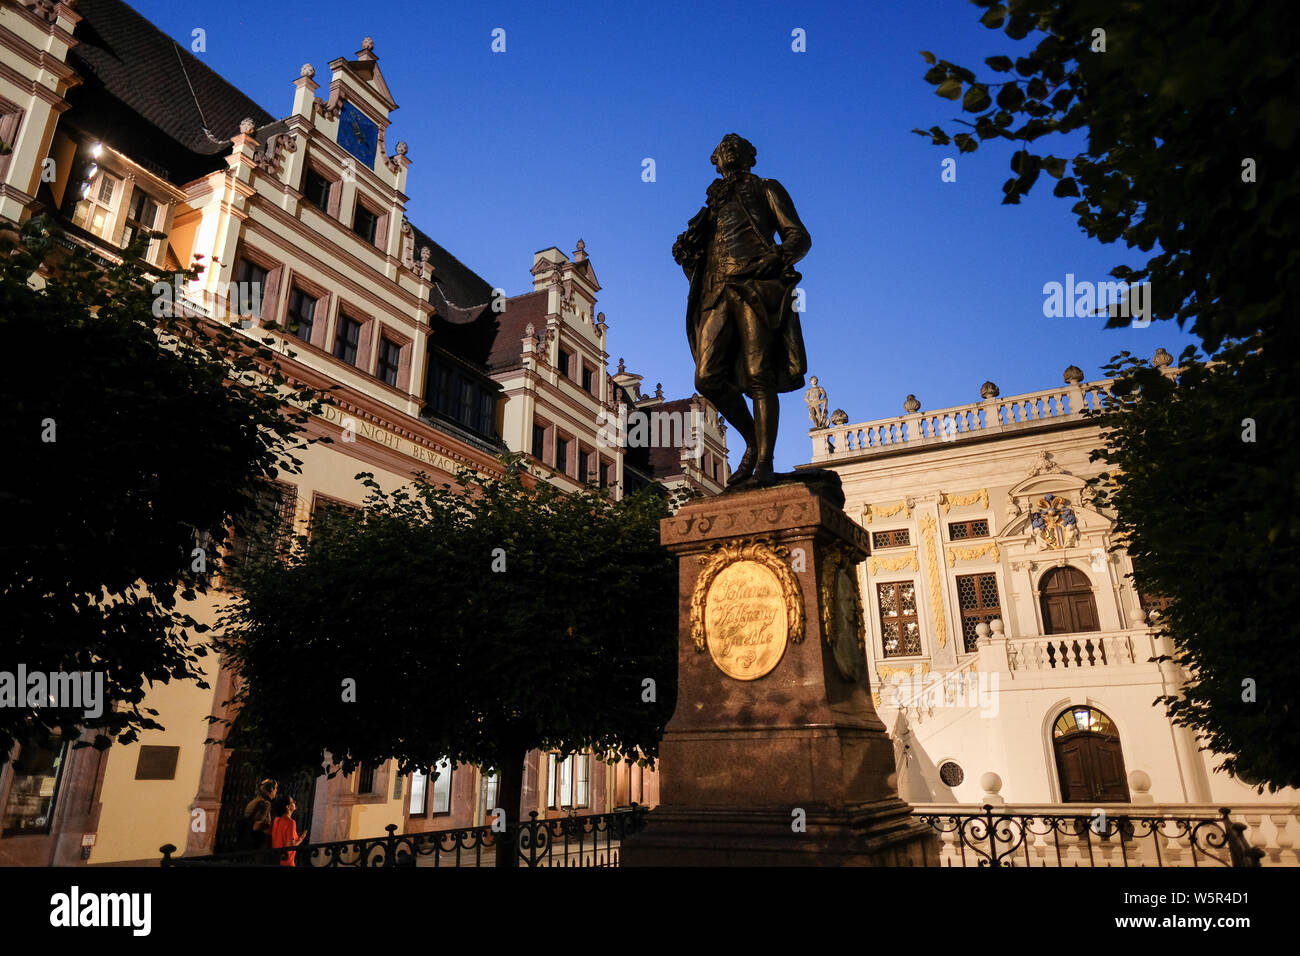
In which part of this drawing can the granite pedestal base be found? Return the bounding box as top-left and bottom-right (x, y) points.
(621, 479), (936, 866)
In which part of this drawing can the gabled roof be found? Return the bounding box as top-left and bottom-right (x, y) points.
(67, 0), (274, 179)
(485, 290), (548, 372)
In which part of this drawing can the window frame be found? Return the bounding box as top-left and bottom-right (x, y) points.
(333, 313), (363, 365)
(876, 579), (922, 658)
(301, 163), (339, 217)
(955, 571), (1002, 652)
(947, 518), (991, 541)
(871, 528), (912, 550)
(1, 737), (69, 837)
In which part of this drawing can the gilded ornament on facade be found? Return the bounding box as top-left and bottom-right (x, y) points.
(691, 538), (803, 680)
(940, 488), (988, 513)
(945, 542), (1000, 567)
(864, 499), (911, 524)
(819, 545), (867, 682)
(1030, 494), (1079, 549)
(868, 552), (919, 575)
(917, 514), (948, 649)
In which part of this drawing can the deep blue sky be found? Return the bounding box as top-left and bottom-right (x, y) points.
(133, 0), (1198, 470)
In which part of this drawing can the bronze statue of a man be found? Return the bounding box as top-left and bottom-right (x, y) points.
(673, 133), (811, 486)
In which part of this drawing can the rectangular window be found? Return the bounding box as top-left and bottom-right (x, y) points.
(229, 481), (296, 570)
(477, 772), (499, 826)
(581, 366), (594, 394)
(333, 315), (361, 365)
(357, 763), (377, 796)
(430, 757), (452, 814)
(532, 422), (546, 459)
(311, 495), (360, 538)
(477, 388), (496, 437)
(956, 572), (1001, 652)
(598, 459), (610, 488)
(377, 338), (401, 387)
(948, 519), (990, 540)
(2, 739), (67, 836)
(871, 529), (911, 549)
(555, 436), (569, 474)
(409, 770), (428, 817)
(235, 259), (268, 318)
(120, 186), (159, 254)
(578, 449), (590, 483)
(71, 168), (122, 239)
(287, 288), (316, 343)
(547, 753), (590, 809)
(303, 166), (333, 214)
(877, 581), (921, 657)
(557, 348), (571, 379)
(353, 203), (379, 245)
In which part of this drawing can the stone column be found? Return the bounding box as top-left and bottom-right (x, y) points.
(622, 480), (936, 866)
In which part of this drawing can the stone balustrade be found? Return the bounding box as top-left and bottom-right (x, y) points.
(809, 379), (1113, 463)
(999, 627), (1161, 672)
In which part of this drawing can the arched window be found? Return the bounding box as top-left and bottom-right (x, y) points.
(1039, 566), (1099, 635)
(1052, 706), (1129, 802)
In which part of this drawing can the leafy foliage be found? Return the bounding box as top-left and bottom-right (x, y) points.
(1087, 338), (1300, 791)
(918, 3), (1300, 790)
(0, 216), (325, 764)
(915, 0), (1300, 350)
(216, 455), (679, 806)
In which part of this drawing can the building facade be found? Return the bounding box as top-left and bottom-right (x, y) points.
(803, 362), (1300, 823)
(0, 0), (719, 863)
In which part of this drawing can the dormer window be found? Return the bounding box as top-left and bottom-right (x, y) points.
(353, 203), (379, 246)
(70, 168), (121, 239)
(121, 186), (160, 260)
(302, 165), (334, 215)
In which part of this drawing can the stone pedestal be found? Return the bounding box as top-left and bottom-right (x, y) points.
(622, 480), (936, 866)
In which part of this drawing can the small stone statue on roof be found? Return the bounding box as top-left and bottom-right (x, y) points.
(804, 376), (829, 429)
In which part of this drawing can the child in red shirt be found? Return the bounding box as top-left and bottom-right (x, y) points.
(270, 795), (308, 866)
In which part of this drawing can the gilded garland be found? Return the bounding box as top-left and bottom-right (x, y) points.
(692, 538), (803, 680)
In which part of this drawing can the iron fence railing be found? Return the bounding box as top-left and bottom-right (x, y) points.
(161, 806), (647, 868)
(917, 805), (1266, 868)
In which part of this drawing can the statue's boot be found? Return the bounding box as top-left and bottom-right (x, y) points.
(729, 447), (757, 485)
(754, 459), (776, 486)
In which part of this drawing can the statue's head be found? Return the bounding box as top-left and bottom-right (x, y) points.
(809, 376), (819, 386)
(711, 133), (757, 175)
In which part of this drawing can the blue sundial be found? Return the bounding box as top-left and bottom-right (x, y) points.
(337, 101), (378, 168)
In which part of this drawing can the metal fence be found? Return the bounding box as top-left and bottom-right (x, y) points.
(917, 805), (1266, 868)
(161, 806), (647, 868)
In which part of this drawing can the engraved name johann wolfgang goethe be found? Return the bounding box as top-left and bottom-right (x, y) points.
(673, 133), (811, 486)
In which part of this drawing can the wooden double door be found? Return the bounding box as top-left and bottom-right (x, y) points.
(1055, 733), (1130, 802)
(1040, 566), (1100, 634)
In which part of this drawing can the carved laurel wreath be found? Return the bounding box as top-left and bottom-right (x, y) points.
(818, 544), (867, 655)
(691, 537), (804, 652)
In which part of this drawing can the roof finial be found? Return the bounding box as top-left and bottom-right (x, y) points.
(573, 238), (587, 261)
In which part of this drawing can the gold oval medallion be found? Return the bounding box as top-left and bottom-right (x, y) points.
(704, 559), (789, 680)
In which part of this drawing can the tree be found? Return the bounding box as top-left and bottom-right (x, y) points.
(1088, 341), (1300, 791)
(914, 0), (1299, 350)
(913, 1), (1300, 788)
(0, 215), (325, 765)
(216, 456), (679, 859)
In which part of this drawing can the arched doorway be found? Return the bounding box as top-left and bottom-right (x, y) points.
(1052, 706), (1129, 802)
(1039, 566), (1099, 634)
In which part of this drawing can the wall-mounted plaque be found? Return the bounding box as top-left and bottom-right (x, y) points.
(691, 538), (804, 680)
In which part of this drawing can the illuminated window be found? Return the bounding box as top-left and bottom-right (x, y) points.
(546, 753), (590, 809)
(1, 738), (67, 836)
(71, 168), (122, 239)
